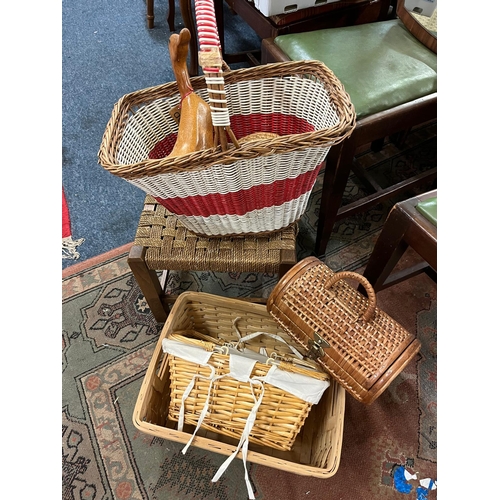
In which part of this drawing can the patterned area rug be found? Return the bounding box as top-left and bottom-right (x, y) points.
(62, 124), (437, 500)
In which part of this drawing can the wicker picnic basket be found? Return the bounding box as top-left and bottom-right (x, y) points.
(163, 324), (331, 498)
(163, 326), (330, 450)
(133, 292), (345, 481)
(98, 0), (355, 237)
(267, 257), (422, 405)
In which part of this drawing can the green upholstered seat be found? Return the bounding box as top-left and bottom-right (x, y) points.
(274, 19), (437, 118)
(416, 197), (437, 226)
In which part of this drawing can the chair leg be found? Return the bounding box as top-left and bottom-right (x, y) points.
(127, 245), (169, 323)
(147, 0), (154, 28)
(179, 0), (198, 76)
(167, 0), (175, 31)
(390, 128), (410, 147)
(361, 205), (411, 292)
(371, 137), (385, 152)
(315, 140), (355, 257)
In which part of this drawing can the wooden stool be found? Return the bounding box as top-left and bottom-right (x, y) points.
(128, 195), (298, 322)
(362, 190), (437, 292)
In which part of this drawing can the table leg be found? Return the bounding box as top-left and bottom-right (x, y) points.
(361, 206), (410, 292)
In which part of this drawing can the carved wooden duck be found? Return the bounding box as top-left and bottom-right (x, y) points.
(167, 28), (214, 157)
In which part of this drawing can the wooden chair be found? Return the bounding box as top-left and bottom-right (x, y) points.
(128, 196), (298, 322)
(261, 0), (437, 257)
(362, 189), (437, 292)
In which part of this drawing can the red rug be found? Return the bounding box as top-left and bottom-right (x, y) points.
(62, 187), (84, 260)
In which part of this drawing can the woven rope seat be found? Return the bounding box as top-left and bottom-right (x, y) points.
(128, 195), (298, 322)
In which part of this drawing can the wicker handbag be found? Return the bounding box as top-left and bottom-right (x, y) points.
(267, 257), (422, 404)
(162, 324), (330, 498)
(98, 0), (355, 237)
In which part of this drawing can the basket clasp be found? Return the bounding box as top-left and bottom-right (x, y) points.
(307, 333), (331, 360)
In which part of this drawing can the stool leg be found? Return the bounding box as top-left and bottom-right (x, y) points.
(127, 245), (169, 323)
(278, 249), (297, 278)
(361, 206), (410, 292)
(147, 0), (154, 28)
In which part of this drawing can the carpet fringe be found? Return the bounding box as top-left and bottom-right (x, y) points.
(62, 236), (85, 260)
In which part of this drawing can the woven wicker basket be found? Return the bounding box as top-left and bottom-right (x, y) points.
(98, 59), (355, 237)
(164, 327), (330, 452)
(133, 292), (345, 478)
(267, 257), (422, 404)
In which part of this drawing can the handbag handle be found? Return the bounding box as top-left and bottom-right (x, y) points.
(324, 271), (377, 322)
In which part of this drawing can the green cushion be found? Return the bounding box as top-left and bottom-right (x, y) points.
(416, 197), (437, 226)
(274, 19), (437, 118)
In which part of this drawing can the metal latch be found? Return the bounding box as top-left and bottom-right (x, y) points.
(307, 332), (331, 360)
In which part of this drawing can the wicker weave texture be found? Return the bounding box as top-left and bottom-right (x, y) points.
(99, 61), (355, 178)
(166, 329), (329, 451)
(267, 257), (421, 404)
(133, 292), (346, 477)
(130, 150), (321, 236)
(134, 196), (297, 272)
(98, 61), (355, 236)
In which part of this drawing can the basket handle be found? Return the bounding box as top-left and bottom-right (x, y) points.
(235, 331), (304, 360)
(193, 0), (239, 151)
(169, 330), (228, 353)
(324, 271), (377, 322)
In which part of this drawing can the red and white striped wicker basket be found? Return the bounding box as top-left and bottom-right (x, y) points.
(98, 0), (355, 237)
